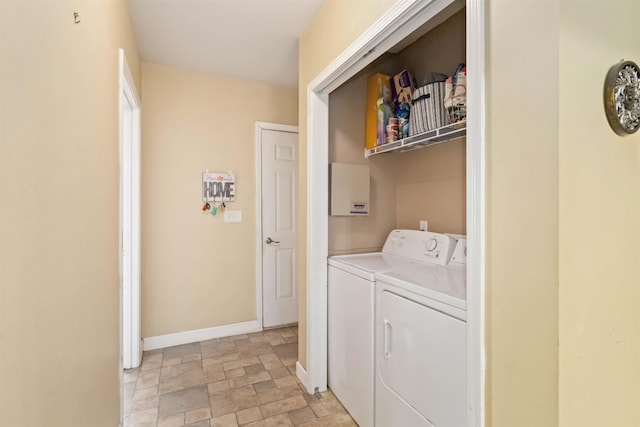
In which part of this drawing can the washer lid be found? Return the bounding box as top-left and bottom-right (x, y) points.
(328, 253), (419, 281)
(376, 265), (466, 310)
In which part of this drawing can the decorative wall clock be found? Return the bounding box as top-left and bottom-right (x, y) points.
(604, 60), (640, 135)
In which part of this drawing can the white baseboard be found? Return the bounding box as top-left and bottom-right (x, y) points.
(296, 361), (312, 394)
(143, 320), (262, 351)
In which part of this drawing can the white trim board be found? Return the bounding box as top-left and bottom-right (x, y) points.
(304, 0), (485, 425)
(295, 361), (310, 393)
(119, 48), (142, 370)
(118, 45), (142, 369)
(119, 47), (142, 427)
(143, 320), (262, 351)
(465, 1), (486, 426)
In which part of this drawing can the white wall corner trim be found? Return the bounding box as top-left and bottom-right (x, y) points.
(465, 1), (486, 426)
(295, 361), (311, 392)
(119, 46), (142, 371)
(255, 123), (265, 331)
(143, 320), (262, 351)
(305, 90), (329, 394)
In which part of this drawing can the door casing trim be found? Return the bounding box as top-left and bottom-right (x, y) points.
(119, 47), (141, 427)
(119, 47), (141, 369)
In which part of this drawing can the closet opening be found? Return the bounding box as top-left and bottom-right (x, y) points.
(304, 0), (485, 425)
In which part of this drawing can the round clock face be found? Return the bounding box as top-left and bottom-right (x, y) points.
(604, 61), (640, 135)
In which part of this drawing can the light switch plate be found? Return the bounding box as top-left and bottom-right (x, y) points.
(224, 210), (242, 223)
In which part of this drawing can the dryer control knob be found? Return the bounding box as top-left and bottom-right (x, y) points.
(426, 238), (438, 252)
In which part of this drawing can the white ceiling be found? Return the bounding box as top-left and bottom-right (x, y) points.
(128, 0), (326, 89)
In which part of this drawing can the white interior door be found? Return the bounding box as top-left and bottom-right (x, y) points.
(260, 125), (299, 328)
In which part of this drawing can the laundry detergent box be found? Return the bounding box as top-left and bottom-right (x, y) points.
(390, 69), (416, 111)
(366, 73), (392, 149)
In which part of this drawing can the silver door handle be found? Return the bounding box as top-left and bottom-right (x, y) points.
(384, 319), (392, 359)
(265, 237), (280, 244)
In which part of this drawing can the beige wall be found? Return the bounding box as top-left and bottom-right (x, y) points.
(298, 0), (397, 371)
(393, 10), (466, 235)
(485, 1), (560, 425)
(328, 74), (398, 255)
(558, 1), (640, 425)
(141, 63), (297, 338)
(0, 0), (140, 425)
(393, 9), (466, 87)
(395, 140), (466, 234)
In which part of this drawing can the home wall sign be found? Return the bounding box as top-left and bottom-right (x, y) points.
(202, 172), (235, 202)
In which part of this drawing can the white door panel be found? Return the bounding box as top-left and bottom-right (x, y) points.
(276, 248), (295, 299)
(276, 173), (294, 232)
(261, 128), (298, 328)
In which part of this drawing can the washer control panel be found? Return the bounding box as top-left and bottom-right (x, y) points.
(425, 237), (439, 253)
(382, 230), (456, 265)
(388, 231), (405, 247)
(420, 233), (456, 265)
(451, 239), (467, 264)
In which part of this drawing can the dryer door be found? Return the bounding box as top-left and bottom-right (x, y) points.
(376, 290), (466, 427)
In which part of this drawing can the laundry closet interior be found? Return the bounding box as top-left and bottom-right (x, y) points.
(323, 1), (470, 426)
(328, 3), (467, 256)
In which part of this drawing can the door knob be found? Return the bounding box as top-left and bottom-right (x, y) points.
(265, 237), (280, 244)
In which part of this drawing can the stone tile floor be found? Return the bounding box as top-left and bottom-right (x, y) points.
(123, 325), (357, 427)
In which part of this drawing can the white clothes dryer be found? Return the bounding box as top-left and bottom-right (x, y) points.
(375, 238), (467, 427)
(327, 229), (448, 427)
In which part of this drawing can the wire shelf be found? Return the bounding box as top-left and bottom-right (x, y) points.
(364, 120), (466, 158)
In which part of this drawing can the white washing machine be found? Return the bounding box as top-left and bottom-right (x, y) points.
(328, 229), (444, 427)
(375, 237), (467, 427)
